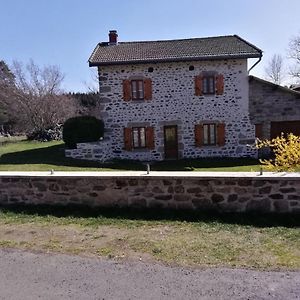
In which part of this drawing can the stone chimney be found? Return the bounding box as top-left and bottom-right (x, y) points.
(109, 30), (118, 45)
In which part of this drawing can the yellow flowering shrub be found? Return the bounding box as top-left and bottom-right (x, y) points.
(256, 133), (300, 172)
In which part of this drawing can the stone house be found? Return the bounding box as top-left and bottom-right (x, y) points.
(249, 76), (300, 140)
(66, 31), (263, 161)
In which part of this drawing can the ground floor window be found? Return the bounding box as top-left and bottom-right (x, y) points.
(132, 127), (146, 148)
(203, 123), (216, 145)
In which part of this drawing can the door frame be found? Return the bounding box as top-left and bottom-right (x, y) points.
(163, 125), (178, 160)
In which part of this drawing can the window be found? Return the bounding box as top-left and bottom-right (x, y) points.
(132, 127), (146, 148)
(203, 76), (215, 95)
(203, 124), (216, 145)
(131, 80), (144, 100)
(195, 74), (224, 96)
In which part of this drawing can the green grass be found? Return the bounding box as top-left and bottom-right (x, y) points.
(0, 205), (299, 270)
(0, 139), (261, 171)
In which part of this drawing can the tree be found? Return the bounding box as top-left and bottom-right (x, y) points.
(0, 60), (79, 137)
(264, 54), (285, 85)
(0, 60), (15, 127)
(288, 34), (300, 80)
(256, 133), (300, 171)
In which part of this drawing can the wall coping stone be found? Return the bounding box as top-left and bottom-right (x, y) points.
(0, 171), (300, 180)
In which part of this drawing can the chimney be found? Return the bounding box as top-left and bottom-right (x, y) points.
(109, 30), (118, 45)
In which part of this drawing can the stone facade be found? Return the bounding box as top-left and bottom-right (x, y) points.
(0, 174), (299, 213)
(65, 140), (111, 162)
(249, 76), (300, 140)
(66, 59), (257, 162)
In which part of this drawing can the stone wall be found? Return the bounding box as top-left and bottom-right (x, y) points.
(0, 174), (299, 213)
(249, 76), (300, 140)
(65, 140), (112, 162)
(93, 59), (256, 161)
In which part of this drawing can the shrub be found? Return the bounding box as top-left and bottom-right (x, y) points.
(63, 116), (104, 148)
(256, 133), (300, 171)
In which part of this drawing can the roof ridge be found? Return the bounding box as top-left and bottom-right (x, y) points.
(118, 35), (237, 45)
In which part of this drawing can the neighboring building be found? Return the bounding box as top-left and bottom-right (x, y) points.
(291, 84), (300, 92)
(66, 31), (263, 161)
(249, 76), (300, 140)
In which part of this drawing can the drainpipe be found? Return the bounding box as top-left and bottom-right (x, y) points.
(248, 55), (262, 74)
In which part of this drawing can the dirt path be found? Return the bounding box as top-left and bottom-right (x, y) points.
(0, 248), (299, 300)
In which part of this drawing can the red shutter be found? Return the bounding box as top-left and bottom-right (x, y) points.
(123, 80), (131, 101)
(217, 123), (226, 146)
(195, 124), (204, 147)
(216, 74), (224, 95)
(195, 75), (203, 96)
(144, 78), (152, 100)
(255, 124), (263, 139)
(124, 127), (132, 151)
(146, 127), (155, 149)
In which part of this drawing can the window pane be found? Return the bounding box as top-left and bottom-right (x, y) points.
(140, 128), (146, 147)
(132, 128), (139, 147)
(138, 81), (144, 99)
(210, 124), (215, 144)
(209, 78), (214, 93)
(203, 78), (208, 94)
(131, 81), (137, 99)
(203, 125), (208, 145)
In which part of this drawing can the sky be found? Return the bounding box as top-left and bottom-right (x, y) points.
(0, 0), (299, 92)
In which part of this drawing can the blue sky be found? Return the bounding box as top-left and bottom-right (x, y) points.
(0, 0), (299, 92)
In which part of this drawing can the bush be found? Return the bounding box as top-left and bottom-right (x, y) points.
(27, 124), (62, 141)
(63, 116), (104, 149)
(256, 133), (300, 171)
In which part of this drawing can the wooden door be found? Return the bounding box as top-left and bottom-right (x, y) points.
(164, 125), (178, 159)
(271, 121), (300, 139)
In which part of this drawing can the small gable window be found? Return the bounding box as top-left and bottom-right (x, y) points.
(131, 80), (144, 100)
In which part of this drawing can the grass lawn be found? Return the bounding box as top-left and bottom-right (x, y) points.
(0, 139), (261, 171)
(0, 206), (299, 270)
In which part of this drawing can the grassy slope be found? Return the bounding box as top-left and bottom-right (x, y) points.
(0, 139), (261, 171)
(0, 206), (299, 270)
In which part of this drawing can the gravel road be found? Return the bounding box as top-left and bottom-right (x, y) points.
(0, 248), (299, 300)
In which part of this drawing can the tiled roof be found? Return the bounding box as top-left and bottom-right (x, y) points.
(89, 35), (262, 66)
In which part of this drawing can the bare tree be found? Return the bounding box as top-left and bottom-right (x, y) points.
(264, 54), (285, 85)
(288, 34), (300, 80)
(0, 60), (79, 137)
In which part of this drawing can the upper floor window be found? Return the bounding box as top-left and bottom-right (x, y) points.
(203, 76), (215, 95)
(123, 78), (152, 101)
(131, 80), (144, 100)
(195, 73), (224, 96)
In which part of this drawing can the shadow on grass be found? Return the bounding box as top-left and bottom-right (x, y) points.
(0, 204), (299, 228)
(0, 143), (260, 171)
(0, 144), (144, 170)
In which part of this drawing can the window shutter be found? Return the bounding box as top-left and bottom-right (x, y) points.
(195, 75), (203, 96)
(124, 127), (132, 151)
(144, 78), (152, 100)
(216, 74), (224, 95)
(123, 80), (131, 101)
(217, 123), (226, 146)
(146, 127), (155, 149)
(195, 124), (204, 147)
(255, 124), (263, 139)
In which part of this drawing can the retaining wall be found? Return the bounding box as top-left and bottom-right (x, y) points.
(0, 172), (299, 213)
